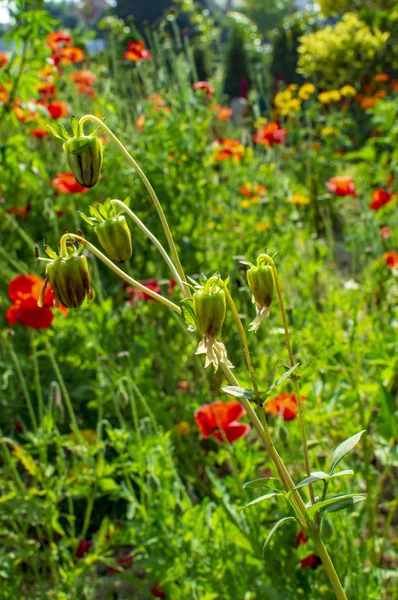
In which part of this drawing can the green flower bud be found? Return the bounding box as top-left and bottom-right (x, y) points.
(46, 255), (92, 308)
(94, 216), (132, 263)
(193, 278), (226, 339)
(247, 255), (274, 310)
(63, 136), (103, 188)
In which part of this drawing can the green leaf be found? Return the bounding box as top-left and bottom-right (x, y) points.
(243, 477), (280, 489)
(70, 115), (79, 137)
(265, 363), (300, 395)
(221, 386), (255, 401)
(329, 430), (366, 475)
(78, 211), (96, 226)
(330, 469), (354, 479)
(47, 125), (67, 141)
(240, 491), (282, 511)
(293, 471), (329, 490)
(322, 495), (366, 515)
(263, 517), (296, 553)
(307, 494), (366, 518)
(180, 298), (197, 332)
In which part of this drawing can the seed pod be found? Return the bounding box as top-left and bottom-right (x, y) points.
(46, 255), (92, 308)
(247, 255), (274, 310)
(193, 283), (226, 339)
(94, 216), (132, 263)
(63, 136), (103, 188)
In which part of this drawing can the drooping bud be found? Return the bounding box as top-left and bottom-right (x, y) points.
(38, 240), (92, 309)
(78, 198), (132, 263)
(193, 279), (226, 339)
(63, 136), (103, 188)
(191, 275), (232, 371)
(46, 256), (91, 308)
(48, 115), (103, 188)
(245, 254), (274, 332)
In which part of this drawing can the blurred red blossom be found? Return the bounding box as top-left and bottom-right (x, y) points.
(214, 138), (245, 161)
(6, 274), (67, 330)
(301, 554), (322, 569)
(47, 100), (68, 119)
(192, 81), (214, 98)
(124, 40), (151, 62)
(195, 400), (250, 443)
(31, 127), (48, 139)
(52, 173), (89, 194)
(380, 226), (391, 240)
(0, 51), (8, 69)
(126, 279), (176, 303)
(265, 393), (306, 421)
(326, 176), (356, 197)
(384, 251), (398, 269)
(253, 122), (287, 146)
(369, 189), (392, 211)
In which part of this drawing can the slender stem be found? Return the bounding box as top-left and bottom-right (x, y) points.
(79, 115), (191, 298)
(261, 254), (314, 504)
(31, 333), (43, 422)
(44, 337), (80, 436)
(312, 531), (348, 600)
(110, 199), (186, 296)
(4, 336), (37, 432)
(221, 363), (308, 526)
(221, 285), (261, 402)
(59, 234), (181, 315)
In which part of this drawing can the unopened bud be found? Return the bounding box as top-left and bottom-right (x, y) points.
(46, 255), (92, 308)
(247, 255), (274, 311)
(63, 136), (103, 188)
(193, 278), (226, 339)
(94, 216), (132, 263)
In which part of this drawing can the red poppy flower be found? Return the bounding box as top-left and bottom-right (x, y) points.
(301, 554), (322, 569)
(14, 421), (24, 433)
(192, 81), (214, 98)
(47, 30), (73, 51)
(6, 203), (31, 219)
(52, 173), (89, 194)
(325, 176), (356, 197)
(195, 400), (250, 443)
(107, 554), (134, 574)
(240, 183), (266, 198)
(70, 70), (96, 97)
(151, 586), (166, 598)
(210, 104), (232, 121)
(6, 274), (67, 330)
(127, 278), (161, 302)
(31, 127), (48, 139)
(124, 40), (152, 62)
(253, 122), (287, 146)
(60, 47), (84, 64)
(76, 539), (92, 558)
(47, 101), (68, 119)
(295, 530), (308, 548)
(0, 51), (8, 69)
(36, 81), (56, 102)
(380, 226), (391, 240)
(369, 189), (392, 211)
(265, 393), (306, 421)
(214, 138), (245, 161)
(384, 251), (398, 269)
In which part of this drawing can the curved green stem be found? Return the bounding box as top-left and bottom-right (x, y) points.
(110, 199), (186, 297)
(261, 254), (314, 504)
(59, 233), (181, 315)
(312, 530), (348, 600)
(79, 115), (191, 298)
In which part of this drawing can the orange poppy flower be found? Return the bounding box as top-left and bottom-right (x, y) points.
(47, 30), (73, 51)
(240, 183), (266, 198)
(36, 81), (56, 102)
(31, 127), (48, 139)
(214, 138), (245, 161)
(384, 251), (398, 269)
(60, 47), (84, 65)
(124, 40), (151, 62)
(265, 393), (305, 421)
(70, 70), (96, 97)
(52, 173), (89, 194)
(0, 51), (8, 69)
(390, 80), (398, 92)
(360, 97), (376, 110)
(195, 400), (250, 443)
(373, 73), (389, 83)
(253, 122), (287, 146)
(6, 274), (67, 330)
(192, 80), (214, 98)
(325, 176), (356, 197)
(135, 114), (145, 131)
(369, 189), (392, 211)
(47, 100), (68, 119)
(373, 90), (387, 99)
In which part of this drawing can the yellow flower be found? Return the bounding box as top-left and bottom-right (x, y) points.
(250, 196), (260, 205)
(318, 90), (341, 104)
(175, 421), (190, 436)
(340, 85), (356, 97)
(289, 193), (311, 205)
(213, 204), (224, 215)
(255, 221), (270, 232)
(254, 116), (267, 128)
(241, 199), (251, 209)
(288, 83), (298, 91)
(274, 90), (293, 108)
(321, 127), (339, 137)
(298, 83), (316, 100)
(207, 221), (215, 229)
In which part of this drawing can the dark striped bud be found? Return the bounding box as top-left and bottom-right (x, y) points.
(94, 216), (132, 263)
(63, 136), (103, 188)
(46, 255), (92, 308)
(193, 278), (226, 339)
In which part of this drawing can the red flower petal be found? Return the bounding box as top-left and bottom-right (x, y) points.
(213, 421), (250, 443)
(194, 400), (246, 437)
